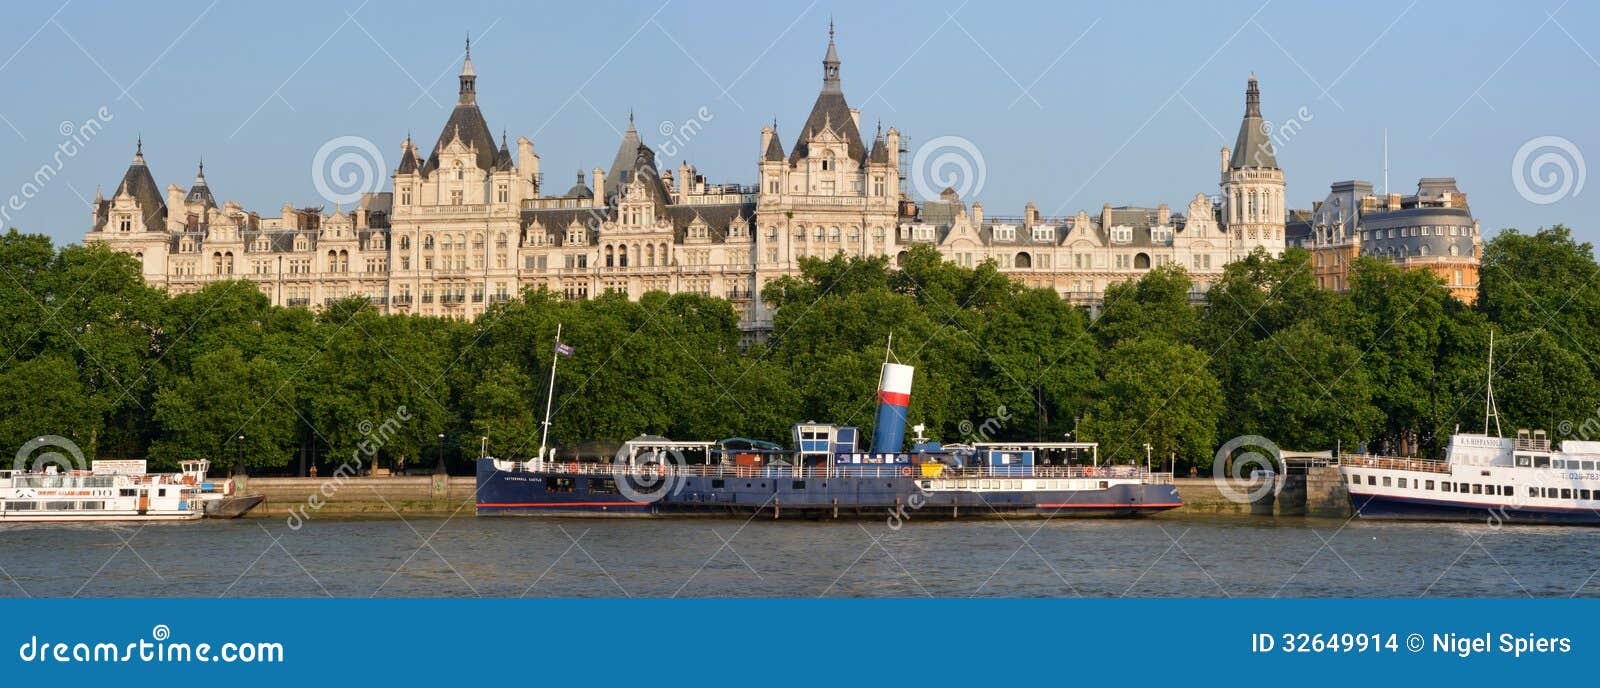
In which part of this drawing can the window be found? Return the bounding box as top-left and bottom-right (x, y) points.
(1425, 480), (1435, 490)
(1382, 476), (1391, 487)
(1367, 476), (1375, 486)
(450, 190), (463, 205)
(1397, 478), (1407, 489)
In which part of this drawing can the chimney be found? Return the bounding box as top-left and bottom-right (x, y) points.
(592, 166), (605, 208)
(1158, 203), (1171, 226)
(517, 137), (537, 180)
(1101, 203), (1114, 230)
(678, 161), (691, 199)
(849, 108), (860, 130)
(167, 183), (184, 210)
(760, 126), (774, 161)
(1220, 147), (1230, 173)
(971, 202), (983, 227)
(1024, 202), (1038, 227)
(1387, 192), (1401, 209)
(873, 362), (915, 453)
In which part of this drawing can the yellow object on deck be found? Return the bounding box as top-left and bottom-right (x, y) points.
(920, 463), (944, 478)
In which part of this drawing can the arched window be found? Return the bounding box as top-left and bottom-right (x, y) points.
(453, 161), (464, 180)
(646, 244), (656, 266)
(605, 245), (614, 267)
(1134, 253), (1151, 269)
(619, 246), (629, 268)
(423, 234), (434, 250)
(400, 235), (410, 250)
(1015, 252), (1032, 268)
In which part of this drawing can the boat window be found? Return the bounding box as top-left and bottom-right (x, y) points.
(1471, 484), (1482, 494)
(1398, 478), (1408, 489)
(1582, 489), (1592, 500)
(120, 489), (136, 497)
(1562, 489), (1573, 499)
(8, 501), (35, 510)
(1515, 454), (1531, 467)
(158, 489), (167, 497)
(81, 501), (104, 510)
(1367, 476), (1376, 486)
(1534, 456), (1551, 468)
(1529, 487), (1539, 497)
(1585, 461), (1596, 471)
(588, 477), (617, 494)
(712, 479), (725, 489)
(1382, 477), (1391, 487)
(45, 501), (74, 510)
(1425, 480), (1435, 490)
(1502, 486), (1513, 496)
(543, 476), (575, 493)
(792, 481), (806, 490)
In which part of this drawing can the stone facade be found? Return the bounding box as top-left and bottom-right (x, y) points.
(1288, 177), (1483, 303)
(87, 29), (1315, 332)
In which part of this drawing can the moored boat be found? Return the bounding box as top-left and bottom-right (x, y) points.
(477, 338), (1180, 519)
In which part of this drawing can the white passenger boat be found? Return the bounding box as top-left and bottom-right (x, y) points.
(0, 463), (201, 522)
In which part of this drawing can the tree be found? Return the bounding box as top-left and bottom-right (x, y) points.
(150, 347), (297, 472)
(1478, 226), (1600, 377)
(1094, 264), (1200, 347)
(1081, 338), (1222, 468)
(1232, 322), (1381, 452)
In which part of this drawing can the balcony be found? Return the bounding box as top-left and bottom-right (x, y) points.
(286, 297), (310, 307)
(391, 295), (412, 306)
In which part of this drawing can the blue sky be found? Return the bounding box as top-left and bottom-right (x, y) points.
(1, 0), (1595, 247)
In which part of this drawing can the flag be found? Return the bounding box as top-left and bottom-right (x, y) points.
(554, 342), (574, 357)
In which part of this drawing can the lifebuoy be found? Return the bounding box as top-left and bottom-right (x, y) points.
(900, 466), (913, 477)
(656, 465), (667, 477)
(567, 462), (578, 473)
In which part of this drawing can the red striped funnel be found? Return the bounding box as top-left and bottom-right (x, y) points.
(873, 363), (914, 453)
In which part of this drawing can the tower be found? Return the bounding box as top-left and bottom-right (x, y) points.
(1220, 73), (1285, 256)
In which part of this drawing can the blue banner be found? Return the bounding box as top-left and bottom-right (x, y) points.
(1, 599), (1593, 685)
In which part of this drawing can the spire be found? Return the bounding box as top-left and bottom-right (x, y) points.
(1245, 72), (1261, 118)
(195, 158), (206, 183)
(133, 135), (144, 164)
(459, 35), (477, 104)
(822, 19), (841, 92)
(1228, 72), (1277, 170)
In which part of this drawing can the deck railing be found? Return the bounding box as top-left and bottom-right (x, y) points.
(511, 461), (1172, 483)
(1338, 454), (1450, 474)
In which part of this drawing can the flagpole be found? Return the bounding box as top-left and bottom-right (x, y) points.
(538, 323), (562, 469)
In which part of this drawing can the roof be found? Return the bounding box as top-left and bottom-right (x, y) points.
(184, 162), (216, 210)
(790, 34), (867, 165)
(114, 142), (166, 229)
(604, 121), (671, 205)
(422, 103), (498, 174)
(1229, 75), (1278, 170)
(564, 171), (594, 199)
(764, 128), (786, 161)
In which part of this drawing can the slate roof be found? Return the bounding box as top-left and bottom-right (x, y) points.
(789, 34), (867, 165)
(114, 142), (167, 229)
(1229, 75), (1278, 170)
(184, 162), (216, 209)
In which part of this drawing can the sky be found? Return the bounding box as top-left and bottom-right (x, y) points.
(1, 0), (1595, 247)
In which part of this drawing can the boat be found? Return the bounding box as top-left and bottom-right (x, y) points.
(0, 465), (201, 522)
(1339, 333), (1600, 525)
(178, 460), (265, 518)
(476, 332), (1180, 519)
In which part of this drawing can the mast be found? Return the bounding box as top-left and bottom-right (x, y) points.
(538, 323), (562, 467)
(1484, 330), (1502, 437)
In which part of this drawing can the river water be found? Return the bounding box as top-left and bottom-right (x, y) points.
(2, 515), (1597, 597)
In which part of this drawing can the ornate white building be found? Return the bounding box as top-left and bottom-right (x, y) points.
(86, 29), (1286, 331)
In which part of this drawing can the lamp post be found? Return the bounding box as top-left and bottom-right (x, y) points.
(435, 433), (446, 475)
(1143, 443), (1152, 474)
(235, 433), (246, 476)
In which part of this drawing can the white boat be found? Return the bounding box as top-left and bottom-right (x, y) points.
(1338, 333), (1600, 525)
(0, 465), (201, 522)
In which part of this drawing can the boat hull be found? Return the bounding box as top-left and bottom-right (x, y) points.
(1349, 491), (1600, 525)
(202, 494), (265, 518)
(476, 459), (1180, 518)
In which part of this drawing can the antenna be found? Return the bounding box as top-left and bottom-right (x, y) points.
(1484, 330), (1502, 437)
(1382, 128), (1389, 196)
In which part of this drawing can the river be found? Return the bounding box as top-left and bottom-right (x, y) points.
(2, 515), (1597, 597)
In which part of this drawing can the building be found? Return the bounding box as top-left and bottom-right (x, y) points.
(88, 27), (1310, 331)
(1289, 177), (1483, 302)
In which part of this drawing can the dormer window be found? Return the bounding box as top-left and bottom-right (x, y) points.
(401, 186), (411, 205)
(1032, 226), (1054, 242)
(453, 161), (464, 181)
(993, 225), (1015, 242)
(1110, 226), (1133, 244)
